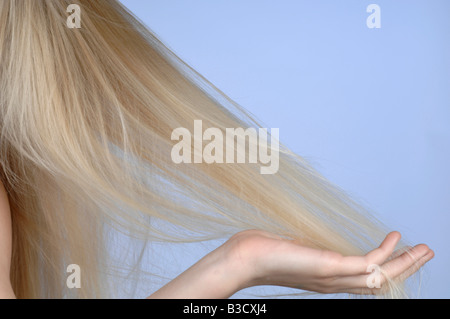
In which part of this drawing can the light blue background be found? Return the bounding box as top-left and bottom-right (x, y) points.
(120, 0), (450, 298)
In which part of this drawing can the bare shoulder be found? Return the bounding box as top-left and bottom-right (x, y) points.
(0, 177), (15, 299)
(0, 177), (12, 265)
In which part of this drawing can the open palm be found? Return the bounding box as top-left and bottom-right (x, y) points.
(228, 230), (434, 295)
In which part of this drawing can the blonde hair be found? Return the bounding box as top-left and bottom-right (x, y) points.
(0, 0), (414, 298)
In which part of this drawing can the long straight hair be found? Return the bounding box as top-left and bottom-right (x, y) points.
(0, 0), (412, 298)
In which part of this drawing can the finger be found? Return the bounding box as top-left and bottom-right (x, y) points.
(380, 243), (430, 279)
(364, 231), (402, 266)
(334, 232), (401, 276)
(338, 243), (432, 291)
(392, 248), (434, 283)
(388, 245), (412, 262)
(343, 249), (434, 296)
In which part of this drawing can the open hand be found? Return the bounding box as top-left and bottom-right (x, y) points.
(227, 229), (434, 295)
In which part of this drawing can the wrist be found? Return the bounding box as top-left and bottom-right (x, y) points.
(148, 239), (252, 299)
(222, 230), (288, 289)
(148, 231), (262, 299)
(218, 238), (255, 295)
(220, 231), (269, 292)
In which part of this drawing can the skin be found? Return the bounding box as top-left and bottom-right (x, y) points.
(0, 180), (434, 299)
(0, 179), (15, 299)
(148, 230), (434, 298)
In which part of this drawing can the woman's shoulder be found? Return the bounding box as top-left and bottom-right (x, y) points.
(0, 177), (15, 299)
(0, 177), (12, 257)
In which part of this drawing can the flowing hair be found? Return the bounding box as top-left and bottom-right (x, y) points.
(0, 0), (415, 298)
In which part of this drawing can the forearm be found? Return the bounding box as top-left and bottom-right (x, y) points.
(147, 240), (249, 299)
